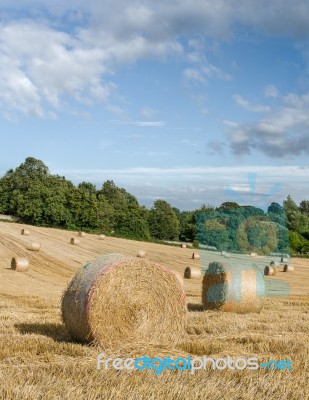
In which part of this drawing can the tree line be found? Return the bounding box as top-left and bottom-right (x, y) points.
(0, 157), (308, 254)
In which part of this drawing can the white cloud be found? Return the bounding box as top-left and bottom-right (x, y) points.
(3, 1), (309, 38)
(114, 120), (165, 127)
(184, 57), (231, 85)
(0, 18), (181, 118)
(106, 104), (125, 115)
(227, 92), (309, 157)
(207, 140), (224, 154)
(202, 61), (231, 81)
(125, 133), (144, 139)
(54, 165), (309, 182)
(0, 22), (113, 118)
(2, 1), (309, 117)
(264, 84), (279, 98)
(233, 94), (271, 113)
(141, 106), (158, 118)
(53, 164), (309, 209)
(183, 68), (206, 83)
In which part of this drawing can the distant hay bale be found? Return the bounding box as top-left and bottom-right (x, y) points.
(264, 266), (274, 276)
(269, 262), (278, 275)
(181, 244), (187, 248)
(184, 266), (201, 279)
(99, 234), (106, 240)
(137, 249), (146, 258)
(281, 257), (288, 263)
(61, 253), (187, 346)
(191, 252), (200, 260)
(170, 269), (184, 285)
(78, 231), (85, 237)
(21, 229), (30, 236)
(28, 242), (41, 251)
(11, 257), (29, 272)
(202, 262), (265, 313)
(250, 252), (257, 257)
(283, 264), (294, 272)
(70, 238), (80, 245)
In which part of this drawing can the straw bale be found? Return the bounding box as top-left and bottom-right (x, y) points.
(11, 257), (29, 272)
(62, 253), (187, 346)
(283, 264), (294, 272)
(137, 250), (146, 258)
(184, 266), (201, 279)
(202, 261), (265, 313)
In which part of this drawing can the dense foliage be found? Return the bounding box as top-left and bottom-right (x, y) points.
(195, 205), (289, 255)
(0, 157), (150, 240)
(148, 200), (180, 240)
(0, 157), (308, 253)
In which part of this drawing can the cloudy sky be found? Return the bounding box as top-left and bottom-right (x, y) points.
(0, 0), (308, 210)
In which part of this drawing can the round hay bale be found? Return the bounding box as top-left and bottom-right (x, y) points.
(28, 242), (41, 251)
(61, 253), (187, 346)
(170, 269), (184, 285)
(191, 252), (200, 260)
(264, 266), (274, 276)
(99, 234), (106, 240)
(70, 238), (80, 245)
(11, 257), (29, 272)
(21, 229), (30, 236)
(281, 257), (288, 263)
(181, 243), (187, 248)
(250, 252), (257, 257)
(202, 262), (265, 313)
(184, 266), (201, 279)
(272, 266), (278, 276)
(137, 249), (146, 258)
(283, 264), (294, 272)
(270, 261), (275, 266)
(78, 231), (85, 237)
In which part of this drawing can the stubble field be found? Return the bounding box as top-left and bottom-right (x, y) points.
(0, 221), (308, 400)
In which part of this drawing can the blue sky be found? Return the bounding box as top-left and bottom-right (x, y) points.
(0, 1), (308, 210)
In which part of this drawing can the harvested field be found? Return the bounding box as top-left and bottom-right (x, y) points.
(0, 221), (309, 400)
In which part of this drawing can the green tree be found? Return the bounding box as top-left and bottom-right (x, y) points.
(288, 231), (304, 253)
(174, 210), (196, 242)
(284, 195), (309, 235)
(218, 201), (240, 210)
(299, 200), (309, 217)
(96, 194), (114, 233)
(0, 158), (51, 224)
(148, 199), (180, 240)
(69, 186), (100, 229)
(78, 181), (97, 195)
(99, 180), (150, 239)
(196, 211), (230, 251)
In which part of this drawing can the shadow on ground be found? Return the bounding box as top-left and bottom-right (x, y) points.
(15, 322), (73, 343)
(187, 303), (204, 312)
